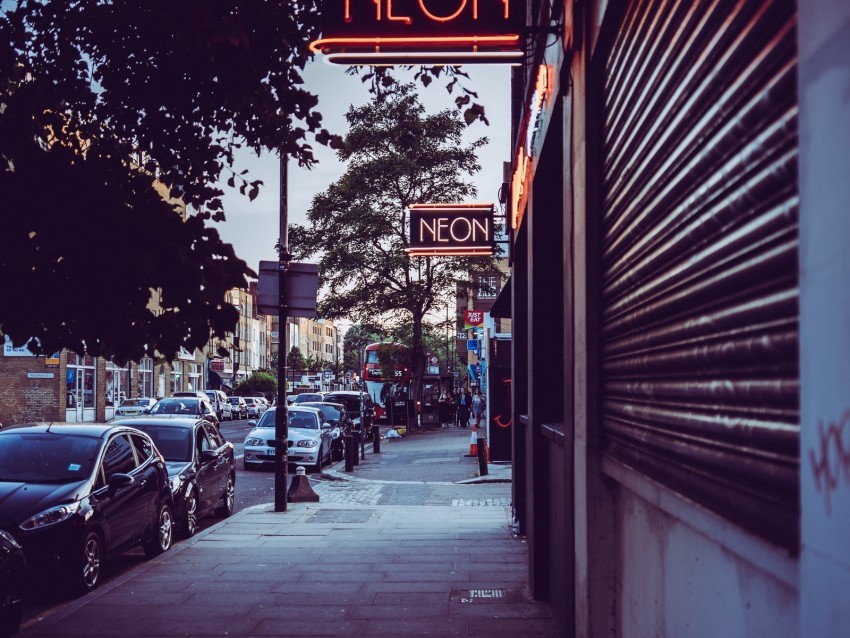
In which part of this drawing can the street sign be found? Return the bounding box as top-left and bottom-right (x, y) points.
(257, 261), (320, 317)
(467, 339), (479, 352)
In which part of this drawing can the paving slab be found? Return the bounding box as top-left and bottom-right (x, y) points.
(17, 427), (554, 638)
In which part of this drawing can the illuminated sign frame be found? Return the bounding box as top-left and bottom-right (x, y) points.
(511, 64), (553, 229)
(406, 203), (495, 257)
(311, 0), (524, 65)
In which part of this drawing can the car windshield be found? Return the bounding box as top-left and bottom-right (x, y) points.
(302, 403), (342, 421)
(151, 399), (197, 415)
(0, 432), (100, 482)
(293, 394), (323, 403)
(228, 398), (240, 404)
(256, 409), (318, 430)
(130, 425), (192, 462)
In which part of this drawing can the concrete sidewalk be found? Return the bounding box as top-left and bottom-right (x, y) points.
(18, 426), (556, 637)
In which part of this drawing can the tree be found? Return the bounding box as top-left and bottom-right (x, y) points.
(234, 370), (277, 400)
(286, 346), (307, 374)
(0, 0), (338, 361)
(289, 82), (499, 400)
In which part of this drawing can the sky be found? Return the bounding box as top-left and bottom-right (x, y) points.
(212, 61), (512, 273)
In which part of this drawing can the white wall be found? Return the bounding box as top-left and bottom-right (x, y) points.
(615, 487), (798, 638)
(798, 1), (850, 635)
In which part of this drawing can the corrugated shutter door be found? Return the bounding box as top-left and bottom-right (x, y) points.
(600, 0), (799, 549)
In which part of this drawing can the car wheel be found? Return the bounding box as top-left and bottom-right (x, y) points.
(143, 503), (173, 559)
(215, 475), (235, 518)
(0, 562), (24, 637)
(68, 529), (103, 594)
(182, 491), (198, 538)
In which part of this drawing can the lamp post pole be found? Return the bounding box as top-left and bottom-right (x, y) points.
(274, 148), (291, 513)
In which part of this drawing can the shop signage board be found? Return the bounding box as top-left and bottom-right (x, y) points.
(406, 203), (495, 257)
(465, 310), (485, 329)
(310, 0), (524, 65)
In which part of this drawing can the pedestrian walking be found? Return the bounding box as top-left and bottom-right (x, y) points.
(471, 387), (485, 428)
(438, 389), (452, 429)
(457, 388), (470, 427)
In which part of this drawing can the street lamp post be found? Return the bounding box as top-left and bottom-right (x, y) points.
(274, 148), (291, 513)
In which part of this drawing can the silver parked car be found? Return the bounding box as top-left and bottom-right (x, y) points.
(243, 407), (334, 473)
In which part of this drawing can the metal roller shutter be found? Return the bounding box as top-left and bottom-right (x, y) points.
(600, 0), (799, 549)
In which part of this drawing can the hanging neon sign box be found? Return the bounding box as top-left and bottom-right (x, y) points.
(310, 0), (524, 65)
(406, 203), (495, 257)
(511, 64), (553, 229)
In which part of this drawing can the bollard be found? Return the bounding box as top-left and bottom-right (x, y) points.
(372, 424), (381, 454)
(352, 430), (360, 466)
(360, 428), (366, 460)
(288, 466), (320, 502)
(476, 436), (489, 476)
(344, 433), (355, 472)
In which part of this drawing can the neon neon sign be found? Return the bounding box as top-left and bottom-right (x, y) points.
(406, 203), (495, 257)
(311, 0), (523, 65)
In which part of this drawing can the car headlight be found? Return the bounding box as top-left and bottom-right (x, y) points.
(20, 501), (82, 531)
(245, 437), (264, 446)
(295, 439), (319, 448)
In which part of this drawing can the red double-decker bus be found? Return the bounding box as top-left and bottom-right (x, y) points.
(362, 343), (412, 424)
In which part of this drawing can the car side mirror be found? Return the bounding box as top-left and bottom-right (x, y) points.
(107, 472), (134, 493)
(200, 450), (217, 463)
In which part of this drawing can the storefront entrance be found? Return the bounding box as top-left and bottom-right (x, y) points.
(65, 353), (96, 422)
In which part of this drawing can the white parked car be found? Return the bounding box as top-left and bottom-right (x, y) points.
(205, 390), (233, 421)
(115, 397), (157, 417)
(244, 397), (268, 418)
(243, 407), (334, 473)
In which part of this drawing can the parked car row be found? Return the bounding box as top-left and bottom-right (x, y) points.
(112, 393), (272, 424)
(0, 412), (238, 617)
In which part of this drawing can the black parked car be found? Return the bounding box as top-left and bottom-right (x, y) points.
(0, 423), (173, 594)
(323, 391), (376, 432)
(114, 417), (236, 538)
(0, 529), (25, 638)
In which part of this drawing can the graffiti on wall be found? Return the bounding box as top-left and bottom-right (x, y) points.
(809, 409), (850, 515)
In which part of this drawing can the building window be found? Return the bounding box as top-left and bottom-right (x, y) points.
(188, 363), (203, 392)
(171, 361), (184, 394)
(140, 358), (153, 398)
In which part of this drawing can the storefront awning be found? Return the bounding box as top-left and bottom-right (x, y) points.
(490, 277), (512, 318)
